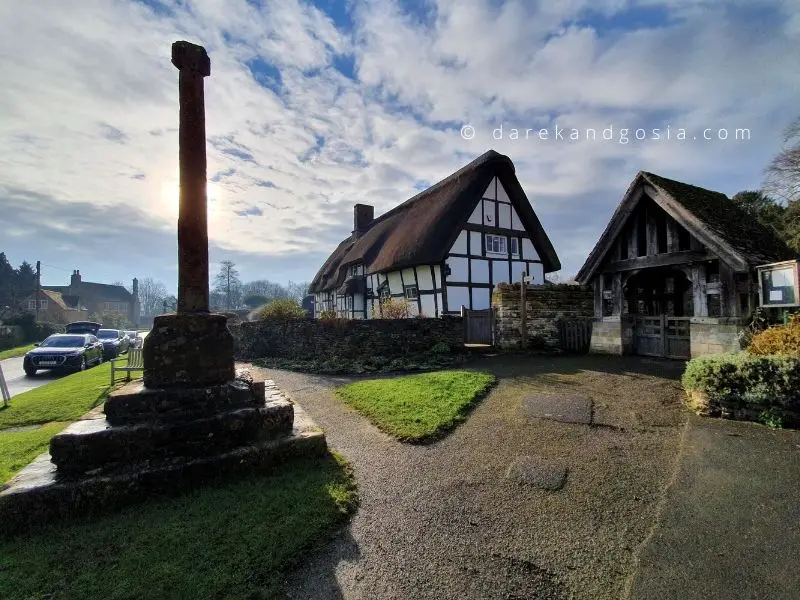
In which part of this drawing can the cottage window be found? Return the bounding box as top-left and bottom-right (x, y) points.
(404, 285), (418, 300)
(510, 238), (519, 255)
(27, 299), (36, 310)
(40, 299), (48, 309)
(485, 234), (507, 254)
(379, 286), (391, 300)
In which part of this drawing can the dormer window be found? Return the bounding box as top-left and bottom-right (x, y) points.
(349, 263), (363, 277)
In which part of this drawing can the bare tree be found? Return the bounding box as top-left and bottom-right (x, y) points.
(285, 280), (310, 303)
(213, 260), (242, 310)
(137, 277), (168, 315)
(765, 117), (800, 202)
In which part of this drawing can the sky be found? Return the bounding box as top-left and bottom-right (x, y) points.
(0, 0), (798, 293)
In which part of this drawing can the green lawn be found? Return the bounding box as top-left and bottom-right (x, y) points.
(0, 360), (131, 484)
(0, 344), (35, 361)
(0, 361), (115, 430)
(336, 370), (496, 442)
(0, 453), (357, 600)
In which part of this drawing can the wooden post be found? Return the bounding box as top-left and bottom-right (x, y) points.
(35, 260), (41, 323)
(520, 272), (527, 350)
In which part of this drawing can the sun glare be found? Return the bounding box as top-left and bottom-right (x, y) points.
(160, 181), (222, 219)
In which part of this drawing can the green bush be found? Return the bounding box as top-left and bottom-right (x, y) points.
(682, 353), (800, 409)
(258, 299), (307, 320)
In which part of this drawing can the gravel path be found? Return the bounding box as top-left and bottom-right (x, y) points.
(247, 355), (687, 600)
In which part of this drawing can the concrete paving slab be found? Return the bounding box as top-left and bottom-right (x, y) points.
(523, 394), (593, 425)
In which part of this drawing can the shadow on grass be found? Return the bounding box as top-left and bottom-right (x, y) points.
(0, 453), (359, 600)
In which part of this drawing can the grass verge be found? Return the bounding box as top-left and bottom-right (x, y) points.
(0, 453), (357, 600)
(0, 361), (115, 430)
(335, 369), (496, 442)
(0, 422), (68, 483)
(0, 344), (35, 361)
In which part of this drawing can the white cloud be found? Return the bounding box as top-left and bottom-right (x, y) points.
(0, 0), (798, 286)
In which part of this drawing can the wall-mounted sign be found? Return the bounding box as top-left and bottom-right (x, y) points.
(757, 260), (800, 308)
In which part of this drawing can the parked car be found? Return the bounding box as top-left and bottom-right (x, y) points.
(97, 328), (128, 359)
(124, 330), (142, 349)
(65, 321), (102, 335)
(23, 333), (104, 377)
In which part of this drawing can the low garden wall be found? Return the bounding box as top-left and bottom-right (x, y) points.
(682, 353), (800, 428)
(492, 283), (594, 350)
(231, 316), (464, 362)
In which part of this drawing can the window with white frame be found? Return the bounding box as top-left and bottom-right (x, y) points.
(485, 234), (507, 254)
(349, 263), (362, 277)
(404, 285), (418, 300)
(27, 299), (36, 310)
(40, 299), (48, 309)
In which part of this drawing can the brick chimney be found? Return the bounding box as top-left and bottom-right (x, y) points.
(353, 204), (374, 236)
(132, 277), (139, 299)
(70, 269), (81, 288)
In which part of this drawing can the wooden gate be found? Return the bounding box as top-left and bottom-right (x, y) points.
(559, 319), (592, 353)
(462, 308), (494, 345)
(632, 316), (690, 359)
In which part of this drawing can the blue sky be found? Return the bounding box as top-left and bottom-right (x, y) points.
(0, 0), (798, 293)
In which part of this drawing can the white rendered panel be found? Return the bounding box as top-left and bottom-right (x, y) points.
(522, 238), (539, 260)
(483, 199), (496, 226)
(529, 263), (544, 284)
(468, 202), (482, 224)
(447, 256), (469, 283)
(471, 259), (490, 284)
(512, 262), (527, 283)
(472, 288), (491, 310)
(499, 203), (511, 229)
(450, 230), (468, 254)
(447, 286), (470, 311)
(492, 260), (509, 284)
(469, 231), (482, 256)
(417, 266), (434, 290)
(482, 177), (497, 200)
(436, 292), (444, 315)
(420, 294), (436, 318)
(511, 205), (524, 230)
(497, 179), (511, 203)
(401, 268), (416, 289)
(387, 271), (403, 295)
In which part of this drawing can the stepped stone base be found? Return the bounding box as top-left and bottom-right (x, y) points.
(0, 377), (327, 536)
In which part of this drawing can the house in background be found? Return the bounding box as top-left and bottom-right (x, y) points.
(40, 270), (141, 327)
(24, 288), (89, 324)
(576, 171), (794, 358)
(309, 150), (560, 318)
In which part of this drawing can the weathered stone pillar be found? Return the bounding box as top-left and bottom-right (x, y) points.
(173, 41), (210, 314)
(143, 41), (234, 388)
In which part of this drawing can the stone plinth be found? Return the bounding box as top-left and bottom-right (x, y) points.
(104, 379), (266, 425)
(50, 401), (294, 474)
(143, 313), (235, 388)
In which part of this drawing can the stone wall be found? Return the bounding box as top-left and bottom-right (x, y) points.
(492, 283), (594, 350)
(590, 319), (623, 354)
(689, 322), (744, 357)
(231, 316), (464, 361)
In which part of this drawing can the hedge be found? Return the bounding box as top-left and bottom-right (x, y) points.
(682, 353), (800, 410)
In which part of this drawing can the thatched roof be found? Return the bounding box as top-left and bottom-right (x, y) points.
(309, 150), (560, 293)
(576, 171), (794, 283)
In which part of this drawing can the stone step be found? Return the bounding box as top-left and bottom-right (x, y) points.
(50, 400), (294, 474)
(104, 378), (267, 425)
(0, 406), (326, 536)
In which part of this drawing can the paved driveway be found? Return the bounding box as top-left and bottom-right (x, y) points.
(251, 354), (800, 600)
(0, 357), (64, 398)
(252, 354), (690, 599)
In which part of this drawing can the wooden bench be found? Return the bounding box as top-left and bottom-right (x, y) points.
(111, 347), (143, 385)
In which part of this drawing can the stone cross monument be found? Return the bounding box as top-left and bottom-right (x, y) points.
(142, 41), (235, 388)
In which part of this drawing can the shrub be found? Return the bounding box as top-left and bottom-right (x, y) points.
(258, 299), (307, 320)
(3, 313), (61, 342)
(317, 310), (338, 321)
(431, 341), (450, 355)
(682, 353), (800, 409)
(748, 313), (800, 356)
(379, 298), (409, 319)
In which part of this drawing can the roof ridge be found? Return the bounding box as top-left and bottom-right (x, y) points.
(640, 171), (728, 198)
(363, 149), (510, 231)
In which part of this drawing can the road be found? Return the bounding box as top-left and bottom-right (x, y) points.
(1, 331), (149, 400)
(0, 356), (63, 398)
